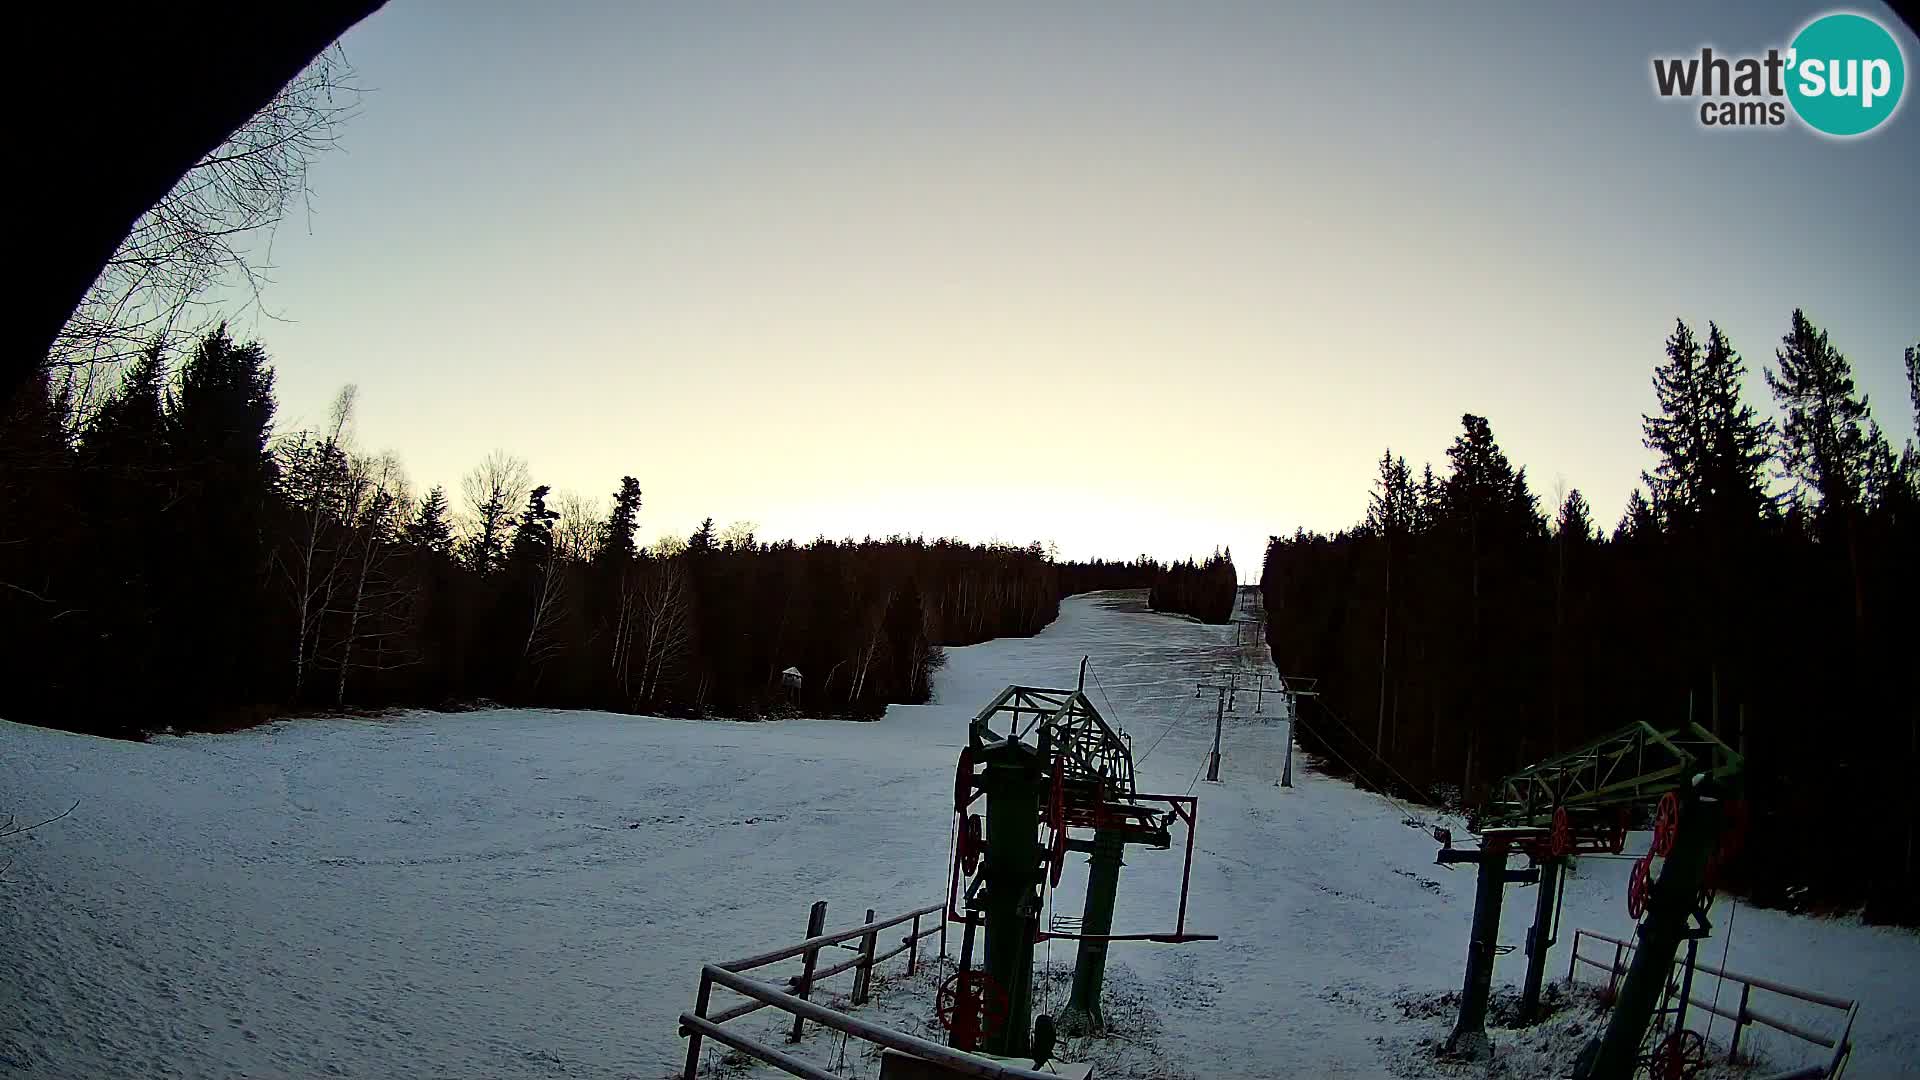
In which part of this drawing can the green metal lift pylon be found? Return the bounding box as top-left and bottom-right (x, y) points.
(971, 732), (1047, 1059)
(953, 679), (1206, 1057)
(1439, 718), (1743, 1065)
(1058, 825), (1125, 1034)
(1574, 789), (1728, 1080)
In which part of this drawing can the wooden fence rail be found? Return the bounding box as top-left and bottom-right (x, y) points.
(681, 899), (950, 1080)
(1567, 928), (1858, 1078)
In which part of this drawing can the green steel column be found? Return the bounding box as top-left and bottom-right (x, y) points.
(1519, 857), (1562, 1025)
(979, 743), (1042, 1059)
(1578, 795), (1723, 1080)
(1444, 837), (1510, 1058)
(1059, 824), (1125, 1035)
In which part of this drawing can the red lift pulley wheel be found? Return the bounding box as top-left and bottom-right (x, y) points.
(936, 970), (1009, 1050)
(1648, 1028), (1708, 1080)
(1627, 854), (1653, 920)
(1551, 806), (1572, 858)
(1652, 792), (1680, 858)
(954, 747), (976, 815)
(959, 814), (983, 876)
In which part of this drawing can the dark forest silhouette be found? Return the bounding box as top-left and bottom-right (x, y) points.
(0, 330), (1233, 733)
(1262, 312), (1918, 923)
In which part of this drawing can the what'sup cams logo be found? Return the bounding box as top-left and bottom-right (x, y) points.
(1652, 11), (1907, 136)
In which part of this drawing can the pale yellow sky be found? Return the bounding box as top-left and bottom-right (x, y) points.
(242, 2), (1918, 578)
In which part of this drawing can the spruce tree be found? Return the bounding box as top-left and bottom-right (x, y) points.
(1555, 489), (1597, 544)
(406, 486), (456, 557)
(162, 326), (279, 707)
(1642, 319), (1707, 522)
(600, 476), (643, 563)
(1614, 488), (1658, 543)
(1697, 322), (1776, 528)
(509, 485), (560, 564)
(1766, 309), (1873, 528)
(687, 516), (716, 554)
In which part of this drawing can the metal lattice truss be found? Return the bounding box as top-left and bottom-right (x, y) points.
(1479, 721), (1744, 832)
(970, 685), (1135, 801)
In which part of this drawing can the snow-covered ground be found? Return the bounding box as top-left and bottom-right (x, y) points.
(2, 591), (1915, 1079)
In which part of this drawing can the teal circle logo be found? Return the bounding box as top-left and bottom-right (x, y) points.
(1787, 13), (1906, 136)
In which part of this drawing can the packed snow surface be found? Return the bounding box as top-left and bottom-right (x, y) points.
(3, 591), (1916, 1078)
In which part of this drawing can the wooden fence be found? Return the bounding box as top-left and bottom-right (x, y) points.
(679, 899), (1056, 1080)
(1567, 928), (1858, 1078)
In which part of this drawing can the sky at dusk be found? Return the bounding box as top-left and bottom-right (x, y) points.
(235, 1), (1919, 578)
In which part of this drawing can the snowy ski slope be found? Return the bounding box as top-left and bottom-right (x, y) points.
(2, 591), (1915, 1078)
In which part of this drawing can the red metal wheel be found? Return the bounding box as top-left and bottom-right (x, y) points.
(1551, 807), (1572, 858)
(936, 971), (1009, 1050)
(1627, 854), (1653, 920)
(959, 814), (983, 876)
(954, 747), (975, 815)
(1653, 792), (1680, 857)
(1649, 1028), (1708, 1080)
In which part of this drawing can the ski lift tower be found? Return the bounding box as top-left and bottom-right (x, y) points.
(944, 669), (1215, 1056)
(1432, 720), (1746, 1078)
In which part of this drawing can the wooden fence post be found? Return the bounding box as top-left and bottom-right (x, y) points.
(683, 969), (713, 1080)
(788, 900), (828, 1043)
(1728, 983), (1752, 1062)
(907, 912), (921, 976)
(853, 907), (878, 1005)
(1607, 942), (1625, 1003)
(1567, 931), (1579, 984)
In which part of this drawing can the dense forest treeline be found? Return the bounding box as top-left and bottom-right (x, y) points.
(1058, 553), (1242, 626)
(1262, 311), (1918, 923)
(0, 329), (1242, 735)
(1148, 550), (1240, 623)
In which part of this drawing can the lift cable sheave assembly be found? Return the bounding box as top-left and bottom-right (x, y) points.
(942, 678), (1215, 1059)
(1432, 719), (1748, 1080)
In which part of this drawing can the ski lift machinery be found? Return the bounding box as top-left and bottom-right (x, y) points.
(942, 675), (1216, 1058)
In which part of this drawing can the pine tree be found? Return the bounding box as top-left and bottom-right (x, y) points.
(406, 486), (455, 557)
(1555, 489), (1597, 543)
(1440, 414), (1540, 537)
(509, 485), (560, 564)
(163, 326), (280, 708)
(1366, 450), (1416, 537)
(1766, 309), (1874, 528)
(1416, 463), (1441, 534)
(1696, 323), (1776, 528)
(600, 476), (643, 563)
(687, 516), (716, 554)
(1614, 488), (1658, 543)
(84, 343), (167, 462)
(1642, 319), (1708, 523)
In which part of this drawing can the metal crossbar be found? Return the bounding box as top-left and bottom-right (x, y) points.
(1480, 722), (1744, 830)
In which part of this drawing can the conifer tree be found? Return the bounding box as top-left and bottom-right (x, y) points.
(406, 486), (455, 557)
(509, 485), (560, 564)
(600, 476), (643, 563)
(1767, 309), (1874, 528)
